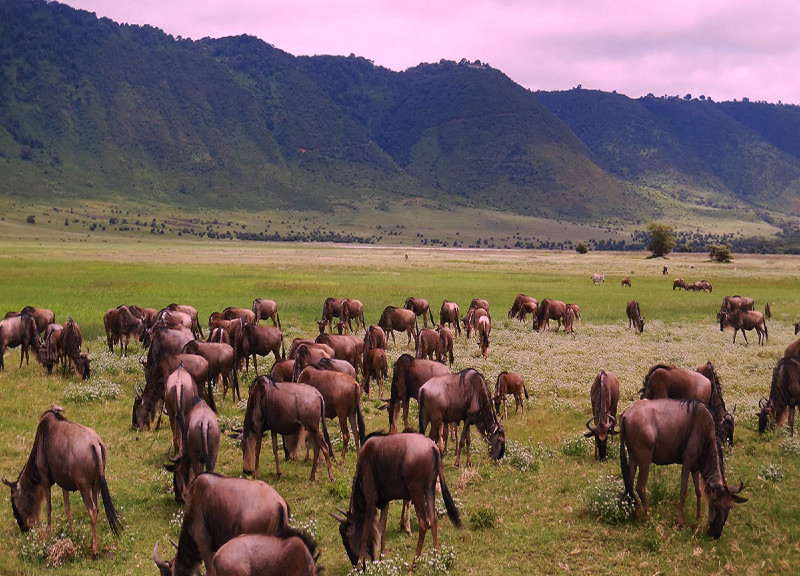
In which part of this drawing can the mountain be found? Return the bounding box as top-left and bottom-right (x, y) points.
(1, 0), (800, 233)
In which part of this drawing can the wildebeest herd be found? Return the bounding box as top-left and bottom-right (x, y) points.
(1, 277), (799, 574)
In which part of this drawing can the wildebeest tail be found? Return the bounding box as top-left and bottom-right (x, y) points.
(276, 311), (282, 330)
(320, 397), (335, 462)
(764, 319), (768, 343)
(418, 390), (428, 434)
(203, 421), (214, 472)
(94, 448), (123, 537)
(206, 378), (218, 414)
(356, 390), (366, 445)
(523, 382), (529, 399)
(448, 347), (454, 367)
(428, 307), (435, 327)
(0, 324), (5, 370)
(619, 417), (635, 506)
(435, 446), (462, 528)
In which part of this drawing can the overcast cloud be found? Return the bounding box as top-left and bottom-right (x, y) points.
(61, 0), (800, 103)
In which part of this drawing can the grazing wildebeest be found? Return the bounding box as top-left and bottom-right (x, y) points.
(759, 356), (800, 436)
(61, 318), (90, 380)
(164, 396), (220, 504)
(462, 306), (488, 340)
(363, 325), (386, 351)
(720, 295), (754, 313)
(129, 305), (159, 332)
(718, 308), (767, 345)
(104, 305), (144, 356)
(211, 530), (321, 576)
(695, 362), (736, 446)
(404, 297), (435, 329)
(152, 473), (289, 576)
(269, 359), (295, 382)
(477, 314), (491, 357)
(388, 354), (450, 434)
(626, 299), (645, 333)
(332, 433), (461, 570)
(242, 323), (284, 375)
(591, 273), (605, 286)
(297, 365), (365, 462)
(0, 311), (46, 370)
(508, 294), (538, 322)
(566, 303), (581, 325)
(663, 264), (668, 275)
(292, 343), (332, 382)
(208, 326), (231, 345)
(251, 298), (281, 328)
(142, 324), (195, 383)
(3, 408), (122, 557)
(700, 280), (713, 292)
(418, 368), (506, 467)
(43, 323), (63, 373)
(640, 364), (710, 402)
(584, 370), (619, 461)
(319, 297), (346, 333)
(563, 307), (575, 335)
(164, 364), (198, 456)
(166, 304), (203, 339)
(619, 399), (747, 538)
(493, 371), (528, 420)
(437, 325), (454, 367)
(241, 376), (334, 481)
(362, 347), (388, 399)
(469, 298), (490, 313)
(157, 308), (194, 337)
(6, 306), (55, 334)
(621, 277), (632, 287)
(315, 333), (362, 376)
(673, 278), (686, 290)
(288, 338), (334, 359)
(222, 306), (256, 325)
(341, 298), (366, 334)
(764, 302), (771, 319)
(535, 298), (567, 332)
(377, 306), (417, 347)
(439, 300), (461, 336)
(183, 339), (239, 401)
(416, 328), (442, 362)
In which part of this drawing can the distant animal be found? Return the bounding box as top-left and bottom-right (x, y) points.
(338, 298), (366, 334)
(152, 473), (289, 576)
(626, 300), (645, 333)
(166, 303), (204, 339)
(718, 309), (767, 345)
(493, 371), (529, 420)
(103, 305), (144, 356)
(584, 370), (619, 461)
(591, 273), (605, 286)
(60, 318), (90, 380)
(3, 408), (122, 557)
(363, 325), (387, 352)
(318, 297), (346, 333)
(251, 298), (281, 328)
(242, 323), (285, 376)
(759, 356), (800, 436)
(621, 277), (631, 287)
(619, 398), (746, 538)
(566, 303), (581, 325)
(469, 298), (490, 313)
(563, 307), (575, 335)
(764, 302), (771, 319)
(663, 265), (668, 275)
(439, 301), (461, 336)
(673, 278), (686, 290)
(315, 333), (363, 376)
(163, 364), (198, 457)
(211, 530), (321, 576)
(377, 306), (417, 346)
(43, 323), (64, 373)
(405, 297), (435, 329)
(535, 298), (567, 332)
(462, 306), (489, 339)
(182, 339), (238, 402)
(508, 294), (538, 322)
(221, 306), (257, 325)
(332, 432), (461, 570)
(720, 295), (754, 313)
(5, 306), (55, 334)
(477, 315), (491, 356)
(388, 354), (451, 434)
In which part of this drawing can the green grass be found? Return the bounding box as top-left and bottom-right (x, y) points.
(0, 240), (799, 575)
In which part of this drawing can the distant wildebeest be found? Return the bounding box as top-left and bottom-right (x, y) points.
(153, 473), (289, 576)
(759, 356), (800, 436)
(591, 273), (605, 286)
(508, 294), (538, 322)
(341, 298), (366, 334)
(318, 297), (346, 333)
(61, 318), (91, 380)
(764, 302), (771, 319)
(439, 300), (461, 336)
(493, 371), (528, 420)
(221, 305), (256, 326)
(477, 314), (491, 357)
(315, 333), (363, 376)
(621, 277), (631, 287)
(388, 354), (451, 434)
(418, 368), (506, 467)
(462, 306), (488, 340)
(104, 305), (144, 356)
(251, 298), (281, 328)
(363, 347), (388, 399)
(673, 278), (686, 290)
(663, 264), (668, 275)
(416, 328), (442, 362)
(378, 306), (417, 347)
(0, 310), (46, 371)
(5, 306), (55, 334)
(437, 325), (454, 367)
(469, 298), (490, 313)
(404, 297), (435, 329)
(363, 325), (386, 352)
(718, 308), (767, 345)
(584, 370), (619, 461)
(563, 307), (576, 335)
(720, 295), (754, 313)
(700, 280), (713, 292)
(535, 298), (567, 332)
(619, 398), (746, 539)
(211, 530), (321, 576)
(3, 408), (122, 557)
(626, 299), (645, 333)
(333, 432), (462, 570)
(43, 323), (63, 373)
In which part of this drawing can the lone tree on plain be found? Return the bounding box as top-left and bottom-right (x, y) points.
(646, 222), (676, 257)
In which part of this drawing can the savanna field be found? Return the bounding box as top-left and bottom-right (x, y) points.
(1, 239), (800, 576)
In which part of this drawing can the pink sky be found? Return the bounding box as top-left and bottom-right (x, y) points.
(62, 0), (800, 104)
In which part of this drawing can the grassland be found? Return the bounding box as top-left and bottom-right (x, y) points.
(1, 240), (799, 576)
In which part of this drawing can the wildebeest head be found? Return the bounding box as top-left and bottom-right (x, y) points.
(757, 397), (772, 434)
(584, 413), (618, 461)
(131, 386), (153, 430)
(717, 310), (728, 331)
(333, 508), (380, 567)
(3, 475), (39, 532)
(152, 541), (175, 576)
(488, 421), (506, 461)
(723, 405), (736, 444)
(635, 316), (645, 334)
(164, 454), (190, 504)
(705, 481), (747, 539)
(315, 318), (327, 335)
(74, 351), (91, 380)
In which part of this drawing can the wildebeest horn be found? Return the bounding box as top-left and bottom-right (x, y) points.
(330, 511), (348, 524)
(169, 538), (179, 550)
(732, 403), (737, 414)
(583, 417), (596, 437)
(2, 475), (14, 487)
(730, 480), (745, 495)
(759, 397), (767, 409)
(153, 542), (169, 569)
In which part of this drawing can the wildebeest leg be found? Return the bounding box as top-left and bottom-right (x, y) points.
(406, 328), (414, 347)
(634, 460), (650, 518)
(308, 427), (333, 482)
(338, 414), (350, 463)
(44, 484), (53, 530)
(62, 488), (74, 532)
(691, 471), (702, 519)
(271, 432), (282, 479)
(349, 408), (360, 452)
(741, 329), (748, 345)
(399, 500), (412, 535)
(77, 485), (99, 557)
(410, 492), (433, 570)
(456, 424), (471, 468)
(379, 505), (390, 556)
(677, 464), (692, 528)
(402, 400), (411, 432)
(789, 407), (796, 436)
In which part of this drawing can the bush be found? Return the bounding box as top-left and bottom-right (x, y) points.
(575, 242), (589, 254)
(584, 475), (634, 525)
(646, 222), (676, 257)
(469, 506), (497, 530)
(708, 244), (733, 263)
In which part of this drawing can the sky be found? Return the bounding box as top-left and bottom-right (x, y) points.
(61, 0), (800, 104)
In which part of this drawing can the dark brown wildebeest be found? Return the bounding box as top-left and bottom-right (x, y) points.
(0, 311), (46, 371)
(164, 364), (198, 456)
(104, 305), (144, 356)
(700, 280), (713, 292)
(314, 357), (357, 380)
(508, 294), (538, 322)
(416, 328), (442, 362)
(462, 306), (489, 340)
(388, 354), (451, 434)
(418, 368), (506, 467)
(363, 325), (386, 351)
(297, 365), (365, 462)
(566, 303), (581, 325)
(142, 324), (195, 383)
(673, 278), (686, 290)
(720, 295), (754, 313)
(535, 298), (567, 332)
(759, 356), (800, 436)
(61, 318), (90, 380)
(315, 333), (362, 376)
(242, 323), (285, 376)
(621, 277), (632, 287)
(288, 338), (334, 359)
(319, 297), (346, 333)
(695, 362), (736, 446)
(221, 305), (256, 326)
(363, 348), (388, 399)
(129, 305), (158, 331)
(269, 359), (295, 382)
(241, 376), (334, 481)
(493, 371), (529, 420)
(687, 281), (703, 291)
(157, 308), (194, 336)
(718, 308), (767, 345)
(437, 325), (454, 367)
(477, 314), (491, 357)
(563, 307), (576, 335)
(183, 339), (239, 401)
(663, 264), (669, 275)
(404, 297), (435, 329)
(153, 473), (289, 576)
(439, 301), (461, 336)
(164, 396), (220, 504)
(3, 408), (122, 557)
(619, 398), (747, 538)
(333, 432), (461, 570)
(166, 304), (203, 339)
(626, 299), (645, 333)
(378, 306), (417, 346)
(583, 370), (619, 461)
(211, 530), (321, 576)
(251, 298), (281, 328)
(765, 302), (772, 319)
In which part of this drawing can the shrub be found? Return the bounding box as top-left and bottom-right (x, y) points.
(575, 242), (589, 254)
(646, 222), (676, 257)
(708, 244), (733, 263)
(469, 506), (497, 530)
(503, 439), (540, 473)
(561, 434), (593, 457)
(758, 463), (784, 482)
(584, 475), (634, 525)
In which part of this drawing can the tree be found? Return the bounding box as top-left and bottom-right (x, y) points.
(575, 241), (589, 254)
(709, 244), (733, 263)
(646, 222), (676, 257)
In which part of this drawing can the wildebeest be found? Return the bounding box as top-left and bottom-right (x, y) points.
(720, 295), (754, 313)
(784, 336), (800, 358)
(241, 376), (334, 481)
(718, 308), (767, 345)
(700, 280), (713, 292)
(759, 356), (800, 436)
(388, 354), (451, 434)
(619, 398), (746, 538)
(493, 371), (528, 420)
(242, 323), (285, 376)
(164, 364), (198, 456)
(377, 306), (417, 346)
(164, 396), (220, 504)
(591, 273), (605, 286)
(142, 323), (195, 384)
(183, 339), (239, 402)
(439, 300), (461, 336)
(663, 264), (669, 275)
(477, 314), (491, 357)
(222, 305), (256, 326)
(0, 310), (46, 370)
(508, 294), (538, 322)
(765, 302), (771, 319)
(211, 530), (321, 576)
(584, 370), (619, 461)
(269, 359), (295, 382)
(166, 304), (204, 339)
(152, 473), (289, 576)
(318, 297), (346, 333)
(418, 368), (506, 467)
(103, 305), (144, 356)
(362, 347), (388, 399)
(340, 298), (366, 334)
(61, 318), (90, 380)
(251, 298), (281, 328)
(43, 322), (63, 373)
(563, 307), (576, 335)
(535, 298), (567, 332)
(462, 306), (489, 340)
(469, 298), (490, 313)
(621, 277), (632, 287)
(404, 297), (435, 328)
(363, 325), (386, 351)
(315, 333), (363, 376)
(437, 325), (454, 367)
(626, 299), (645, 333)
(3, 408), (122, 557)
(416, 328), (442, 362)
(332, 433), (461, 570)
(673, 278), (686, 290)
(297, 365), (365, 462)
(291, 343), (333, 382)
(6, 306), (55, 334)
